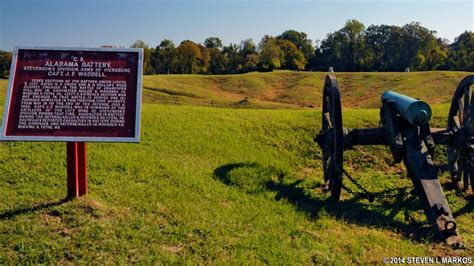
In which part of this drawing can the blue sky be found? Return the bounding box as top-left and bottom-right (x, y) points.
(0, 0), (472, 51)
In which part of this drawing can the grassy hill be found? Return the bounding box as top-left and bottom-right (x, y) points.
(0, 72), (473, 263)
(0, 71), (471, 109)
(142, 70), (471, 109)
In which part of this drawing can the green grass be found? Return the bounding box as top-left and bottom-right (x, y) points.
(0, 72), (473, 263)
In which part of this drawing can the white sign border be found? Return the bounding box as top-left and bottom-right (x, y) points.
(0, 46), (143, 143)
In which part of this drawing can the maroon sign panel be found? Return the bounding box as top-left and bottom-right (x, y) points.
(1, 47), (143, 142)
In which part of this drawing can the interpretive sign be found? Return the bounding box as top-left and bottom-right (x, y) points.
(1, 47), (143, 142)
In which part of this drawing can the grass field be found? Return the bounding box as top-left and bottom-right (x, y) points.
(0, 72), (473, 263)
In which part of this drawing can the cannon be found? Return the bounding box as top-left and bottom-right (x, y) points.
(314, 75), (474, 248)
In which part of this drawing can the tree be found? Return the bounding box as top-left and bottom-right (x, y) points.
(130, 40), (154, 74)
(278, 30), (314, 67)
(222, 43), (241, 73)
(204, 37), (223, 49)
(342, 19), (367, 71)
(239, 39), (258, 72)
(242, 54), (259, 73)
(0, 50), (12, 78)
(399, 22), (442, 70)
(424, 41), (448, 70)
(365, 24), (406, 71)
(198, 44), (211, 74)
(258, 36), (284, 71)
(175, 40), (202, 74)
(207, 47), (228, 74)
(446, 31), (474, 71)
(277, 39), (307, 70)
(314, 19), (367, 71)
(151, 39), (177, 74)
(202, 37), (230, 74)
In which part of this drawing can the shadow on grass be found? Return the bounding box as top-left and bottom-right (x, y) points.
(213, 163), (255, 186)
(0, 197), (69, 220)
(214, 162), (435, 243)
(453, 195), (474, 218)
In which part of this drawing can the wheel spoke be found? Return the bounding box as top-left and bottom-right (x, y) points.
(467, 86), (474, 134)
(468, 155), (474, 192)
(460, 155), (467, 191)
(452, 115), (461, 129)
(323, 145), (331, 181)
(448, 147), (460, 184)
(458, 97), (464, 126)
(470, 162), (474, 192)
(465, 85), (472, 102)
(447, 146), (460, 164)
(323, 112), (333, 128)
(323, 96), (330, 113)
(463, 86), (471, 125)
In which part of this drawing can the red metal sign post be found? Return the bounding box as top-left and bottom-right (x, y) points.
(66, 142), (88, 198)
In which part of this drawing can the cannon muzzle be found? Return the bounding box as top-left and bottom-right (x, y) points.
(381, 91), (432, 126)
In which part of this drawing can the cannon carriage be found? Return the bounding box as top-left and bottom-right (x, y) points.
(314, 75), (473, 248)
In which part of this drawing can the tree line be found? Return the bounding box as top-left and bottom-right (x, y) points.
(0, 20), (472, 78)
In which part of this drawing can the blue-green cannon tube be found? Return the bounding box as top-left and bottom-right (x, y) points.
(381, 91), (432, 126)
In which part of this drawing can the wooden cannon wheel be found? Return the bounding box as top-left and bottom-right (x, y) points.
(447, 75), (474, 191)
(320, 75), (344, 200)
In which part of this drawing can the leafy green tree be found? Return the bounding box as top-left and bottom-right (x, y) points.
(424, 41), (448, 70)
(258, 36), (284, 71)
(446, 31), (474, 71)
(222, 43), (241, 74)
(198, 44), (211, 74)
(239, 39), (258, 72)
(400, 22), (439, 70)
(313, 31), (342, 71)
(203, 37), (228, 74)
(314, 19), (368, 71)
(365, 24), (405, 71)
(342, 19), (368, 70)
(130, 40), (154, 74)
(207, 47), (228, 74)
(204, 37), (223, 49)
(151, 39), (177, 74)
(277, 39), (307, 70)
(242, 54), (259, 72)
(0, 50), (12, 78)
(278, 30), (314, 67)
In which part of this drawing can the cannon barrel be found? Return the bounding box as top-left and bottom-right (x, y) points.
(381, 91), (432, 126)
